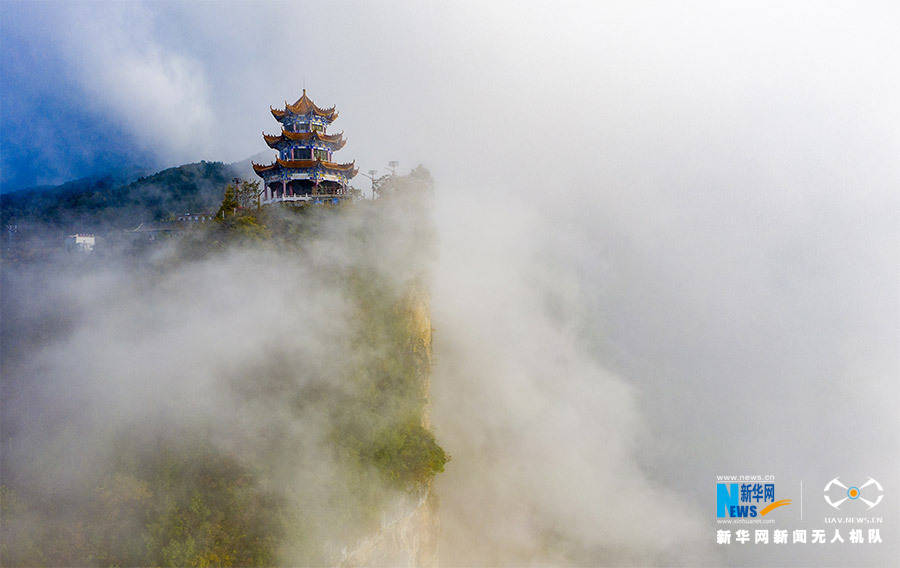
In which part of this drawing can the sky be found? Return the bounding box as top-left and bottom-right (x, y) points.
(2, 1), (899, 565)
(3, 2), (899, 190)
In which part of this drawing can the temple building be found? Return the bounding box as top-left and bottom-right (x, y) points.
(253, 90), (357, 204)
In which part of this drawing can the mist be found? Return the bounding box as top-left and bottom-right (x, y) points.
(2, 1), (899, 565)
(1, 193), (446, 564)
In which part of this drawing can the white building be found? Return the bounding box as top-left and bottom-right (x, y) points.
(64, 234), (95, 253)
(176, 212), (214, 223)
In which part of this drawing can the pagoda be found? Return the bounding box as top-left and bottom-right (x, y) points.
(253, 89), (357, 204)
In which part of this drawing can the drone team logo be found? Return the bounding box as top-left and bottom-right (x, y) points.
(824, 477), (884, 510)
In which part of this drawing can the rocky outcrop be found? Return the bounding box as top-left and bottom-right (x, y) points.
(341, 281), (440, 568)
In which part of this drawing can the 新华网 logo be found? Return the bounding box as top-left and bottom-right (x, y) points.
(823, 477), (883, 510)
(717, 483), (791, 518)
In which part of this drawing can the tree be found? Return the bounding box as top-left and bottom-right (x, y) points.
(212, 181), (271, 241)
(371, 165), (434, 199)
(216, 180), (263, 220)
(215, 184), (239, 219)
(234, 180), (263, 210)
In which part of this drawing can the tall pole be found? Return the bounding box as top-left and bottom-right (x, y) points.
(368, 169), (377, 199)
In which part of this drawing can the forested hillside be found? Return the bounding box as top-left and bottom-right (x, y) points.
(1, 161), (239, 231)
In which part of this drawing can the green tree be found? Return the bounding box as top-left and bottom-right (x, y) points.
(235, 180), (263, 210)
(215, 183), (239, 219)
(212, 182), (271, 241)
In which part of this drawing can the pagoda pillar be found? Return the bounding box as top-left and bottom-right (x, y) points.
(282, 180), (287, 198)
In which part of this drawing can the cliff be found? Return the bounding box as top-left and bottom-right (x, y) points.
(341, 282), (440, 568)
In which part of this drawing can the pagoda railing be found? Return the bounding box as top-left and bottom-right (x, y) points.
(262, 194), (350, 205)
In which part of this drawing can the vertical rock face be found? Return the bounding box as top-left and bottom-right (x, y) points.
(340, 488), (439, 568)
(341, 281), (440, 568)
(405, 282), (434, 430)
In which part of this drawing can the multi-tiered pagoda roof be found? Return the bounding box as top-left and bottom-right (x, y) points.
(253, 89), (357, 204)
(262, 130), (346, 150)
(270, 90), (338, 121)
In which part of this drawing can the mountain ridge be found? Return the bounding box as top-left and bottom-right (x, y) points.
(0, 157), (267, 233)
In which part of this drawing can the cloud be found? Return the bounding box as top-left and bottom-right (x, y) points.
(50, 3), (215, 163)
(431, 192), (711, 565)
